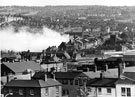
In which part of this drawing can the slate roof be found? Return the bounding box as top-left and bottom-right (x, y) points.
(55, 72), (82, 79)
(2, 61), (43, 73)
(87, 78), (118, 87)
(83, 70), (118, 79)
(115, 72), (135, 84)
(32, 71), (82, 80)
(32, 72), (53, 80)
(84, 66), (135, 79)
(4, 79), (61, 88)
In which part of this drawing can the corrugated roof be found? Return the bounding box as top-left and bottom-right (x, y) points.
(5, 79), (61, 88)
(2, 61), (42, 73)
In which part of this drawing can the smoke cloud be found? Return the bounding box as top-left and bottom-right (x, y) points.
(0, 26), (69, 52)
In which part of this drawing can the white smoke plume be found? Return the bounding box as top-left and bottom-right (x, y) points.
(0, 26), (69, 52)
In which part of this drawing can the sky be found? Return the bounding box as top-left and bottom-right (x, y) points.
(0, 0), (135, 6)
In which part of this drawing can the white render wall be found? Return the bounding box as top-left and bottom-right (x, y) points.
(116, 84), (135, 97)
(87, 87), (116, 97)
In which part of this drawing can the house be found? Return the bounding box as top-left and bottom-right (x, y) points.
(55, 72), (90, 97)
(86, 77), (118, 97)
(1, 61), (43, 76)
(3, 78), (62, 97)
(32, 71), (89, 97)
(1, 53), (17, 62)
(115, 72), (135, 97)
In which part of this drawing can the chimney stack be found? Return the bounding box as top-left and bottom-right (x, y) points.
(44, 74), (47, 81)
(53, 73), (55, 80)
(93, 65), (97, 72)
(103, 64), (108, 71)
(100, 70), (105, 79)
(117, 58), (124, 78)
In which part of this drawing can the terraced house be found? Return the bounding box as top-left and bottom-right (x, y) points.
(3, 78), (62, 97)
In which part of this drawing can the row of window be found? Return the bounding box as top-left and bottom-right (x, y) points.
(8, 86), (59, 96)
(86, 87), (131, 97)
(9, 88), (36, 95)
(121, 87), (131, 97)
(87, 87), (112, 95)
(98, 88), (112, 95)
(59, 79), (86, 85)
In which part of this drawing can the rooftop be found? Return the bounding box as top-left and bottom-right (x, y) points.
(32, 71), (83, 80)
(87, 78), (118, 87)
(4, 78), (61, 88)
(115, 72), (135, 84)
(2, 61), (43, 73)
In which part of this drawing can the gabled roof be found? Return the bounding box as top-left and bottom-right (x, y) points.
(115, 72), (135, 84)
(83, 70), (118, 79)
(87, 78), (118, 87)
(2, 61), (42, 73)
(4, 79), (61, 88)
(32, 72), (53, 80)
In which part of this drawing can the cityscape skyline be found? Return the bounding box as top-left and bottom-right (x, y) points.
(0, 0), (135, 6)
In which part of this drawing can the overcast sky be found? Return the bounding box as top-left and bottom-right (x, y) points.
(0, 0), (135, 6)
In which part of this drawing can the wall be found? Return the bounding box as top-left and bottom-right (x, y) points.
(87, 87), (116, 97)
(4, 87), (41, 97)
(116, 84), (135, 97)
(41, 86), (62, 97)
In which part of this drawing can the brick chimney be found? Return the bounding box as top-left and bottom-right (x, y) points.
(117, 58), (124, 78)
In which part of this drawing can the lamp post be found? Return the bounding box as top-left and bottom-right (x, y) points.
(5, 93), (13, 97)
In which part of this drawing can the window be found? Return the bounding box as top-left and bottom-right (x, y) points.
(62, 89), (69, 96)
(70, 80), (73, 85)
(107, 88), (111, 94)
(56, 86), (59, 94)
(9, 89), (13, 93)
(79, 79), (83, 85)
(121, 87), (131, 97)
(87, 87), (92, 92)
(75, 80), (78, 85)
(121, 87), (126, 96)
(62, 90), (66, 96)
(45, 88), (49, 95)
(98, 88), (102, 95)
(127, 88), (131, 97)
(19, 89), (23, 95)
(30, 90), (34, 95)
(62, 80), (68, 85)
